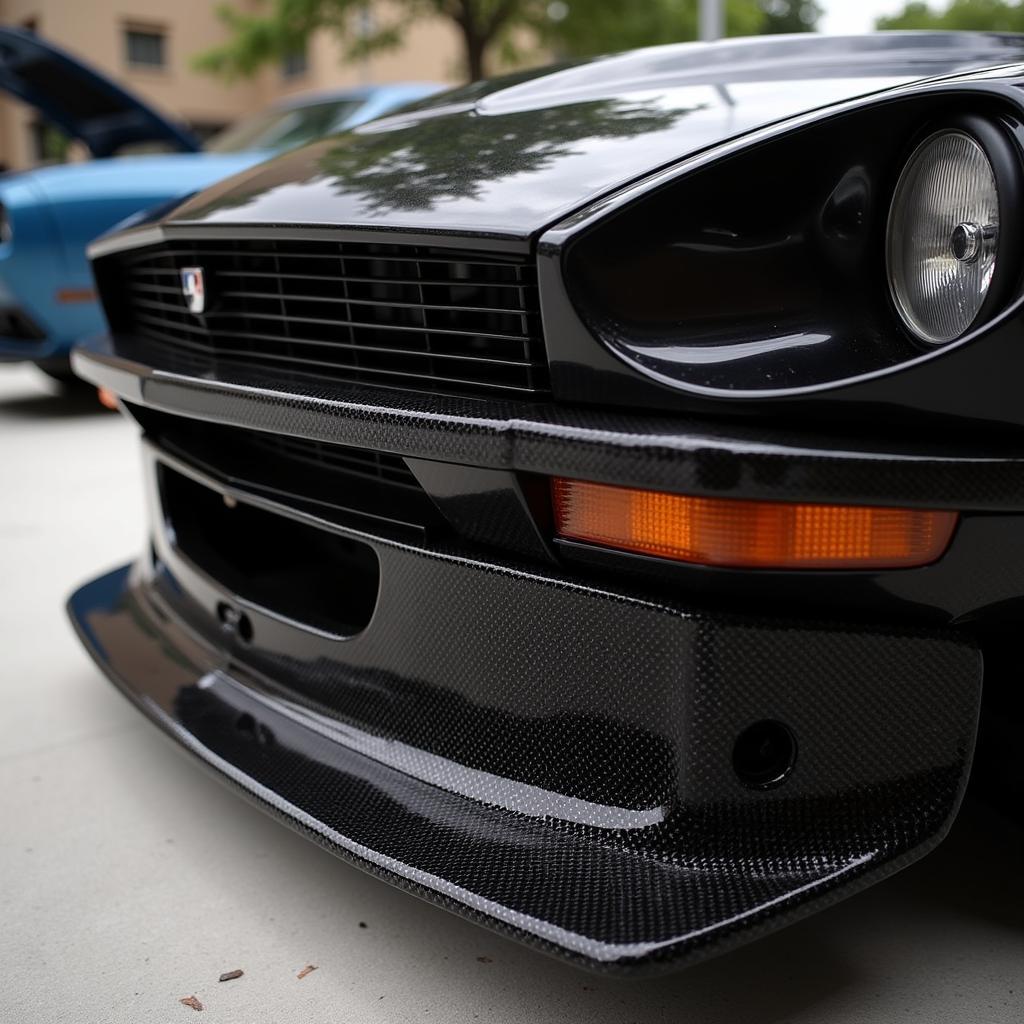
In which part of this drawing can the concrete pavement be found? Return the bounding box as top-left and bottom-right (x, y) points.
(1, 363), (1021, 1023)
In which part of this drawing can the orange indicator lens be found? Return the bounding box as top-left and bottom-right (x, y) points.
(551, 478), (958, 570)
(56, 288), (97, 304)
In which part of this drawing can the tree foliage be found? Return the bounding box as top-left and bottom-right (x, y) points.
(759, 0), (823, 33)
(877, 0), (1024, 31)
(531, 0), (759, 57)
(319, 96), (689, 211)
(195, 0), (821, 84)
(535, 0), (821, 56)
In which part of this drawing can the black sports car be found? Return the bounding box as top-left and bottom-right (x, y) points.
(69, 32), (1024, 973)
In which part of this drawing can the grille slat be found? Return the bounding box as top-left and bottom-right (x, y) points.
(125, 311), (545, 362)
(218, 289), (531, 318)
(195, 309), (535, 344)
(215, 269), (536, 290)
(127, 334), (544, 394)
(108, 237), (549, 398)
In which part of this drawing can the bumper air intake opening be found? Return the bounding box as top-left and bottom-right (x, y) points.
(160, 464), (380, 637)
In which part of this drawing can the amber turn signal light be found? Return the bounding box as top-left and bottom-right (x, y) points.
(551, 478), (958, 570)
(55, 288), (97, 304)
(97, 387), (118, 411)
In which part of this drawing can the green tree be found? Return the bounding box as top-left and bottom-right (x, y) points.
(537, 0), (821, 56)
(531, 0), (758, 57)
(195, 0), (541, 84)
(877, 0), (1024, 31)
(760, 0), (823, 33)
(195, 0), (821, 85)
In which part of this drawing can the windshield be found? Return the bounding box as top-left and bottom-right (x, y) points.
(205, 98), (364, 154)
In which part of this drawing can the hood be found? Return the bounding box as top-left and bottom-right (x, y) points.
(0, 27), (198, 157)
(168, 32), (1024, 240)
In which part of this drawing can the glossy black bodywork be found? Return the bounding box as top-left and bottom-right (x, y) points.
(90, 43), (1024, 433)
(563, 99), (1024, 392)
(70, 32), (1024, 972)
(159, 33), (1024, 240)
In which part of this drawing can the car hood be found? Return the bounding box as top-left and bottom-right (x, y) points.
(0, 27), (198, 157)
(167, 32), (1024, 240)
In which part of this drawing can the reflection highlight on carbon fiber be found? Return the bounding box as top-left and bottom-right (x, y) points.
(148, 692), (876, 963)
(196, 670), (670, 830)
(70, 552), (979, 972)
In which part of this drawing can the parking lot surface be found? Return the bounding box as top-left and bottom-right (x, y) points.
(1, 365), (1022, 1023)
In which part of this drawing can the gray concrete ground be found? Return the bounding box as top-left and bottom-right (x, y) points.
(1, 363), (1022, 1024)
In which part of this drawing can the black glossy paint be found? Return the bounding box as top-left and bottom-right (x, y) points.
(86, 49), (1024, 434)
(564, 96), (995, 392)
(404, 458), (554, 563)
(538, 83), (1024, 430)
(165, 34), (1024, 239)
(69, 32), (1024, 972)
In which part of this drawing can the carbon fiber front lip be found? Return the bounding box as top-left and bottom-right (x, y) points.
(68, 332), (986, 971)
(68, 538), (982, 973)
(72, 334), (1024, 511)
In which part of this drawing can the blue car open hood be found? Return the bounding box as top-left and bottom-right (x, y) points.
(0, 27), (199, 157)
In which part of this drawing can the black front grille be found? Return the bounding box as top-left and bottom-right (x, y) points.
(106, 237), (549, 398)
(136, 408), (445, 541)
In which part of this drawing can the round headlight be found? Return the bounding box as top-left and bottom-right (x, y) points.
(887, 124), (1014, 345)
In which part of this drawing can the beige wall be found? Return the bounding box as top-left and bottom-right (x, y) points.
(0, 0), (466, 169)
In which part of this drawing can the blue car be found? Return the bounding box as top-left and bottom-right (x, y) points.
(0, 28), (442, 384)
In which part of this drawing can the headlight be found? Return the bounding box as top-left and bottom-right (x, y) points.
(887, 121), (1018, 345)
(558, 100), (1024, 398)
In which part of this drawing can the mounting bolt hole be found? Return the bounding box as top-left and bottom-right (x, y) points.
(235, 712), (256, 738)
(216, 602), (254, 644)
(235, 612), (253, 644)
(732, 720), (797, 789)
(235, 712), (274, 746)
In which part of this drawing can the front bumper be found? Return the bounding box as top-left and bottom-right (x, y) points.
(67, 371), (984, 970)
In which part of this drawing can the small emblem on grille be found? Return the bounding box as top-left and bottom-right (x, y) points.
(180, 266), (205, 314)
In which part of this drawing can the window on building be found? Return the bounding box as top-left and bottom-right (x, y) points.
(281, 46), (308, 79)
(28, 120), (70, 164)
(186, 121), (231, 146)
(125, 27), (166, 69)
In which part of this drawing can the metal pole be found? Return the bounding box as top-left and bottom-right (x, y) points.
(699, 0), (723, 41)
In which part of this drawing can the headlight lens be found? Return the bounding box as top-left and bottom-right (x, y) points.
(887, 129), (1000, 345)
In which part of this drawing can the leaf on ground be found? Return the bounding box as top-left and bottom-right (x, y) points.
(297, 964), (318, 980)
(179, 995), (204, 1012)
(218, 970), (244, 982)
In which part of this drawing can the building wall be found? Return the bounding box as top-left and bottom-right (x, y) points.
(0, 0), (466, 170)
